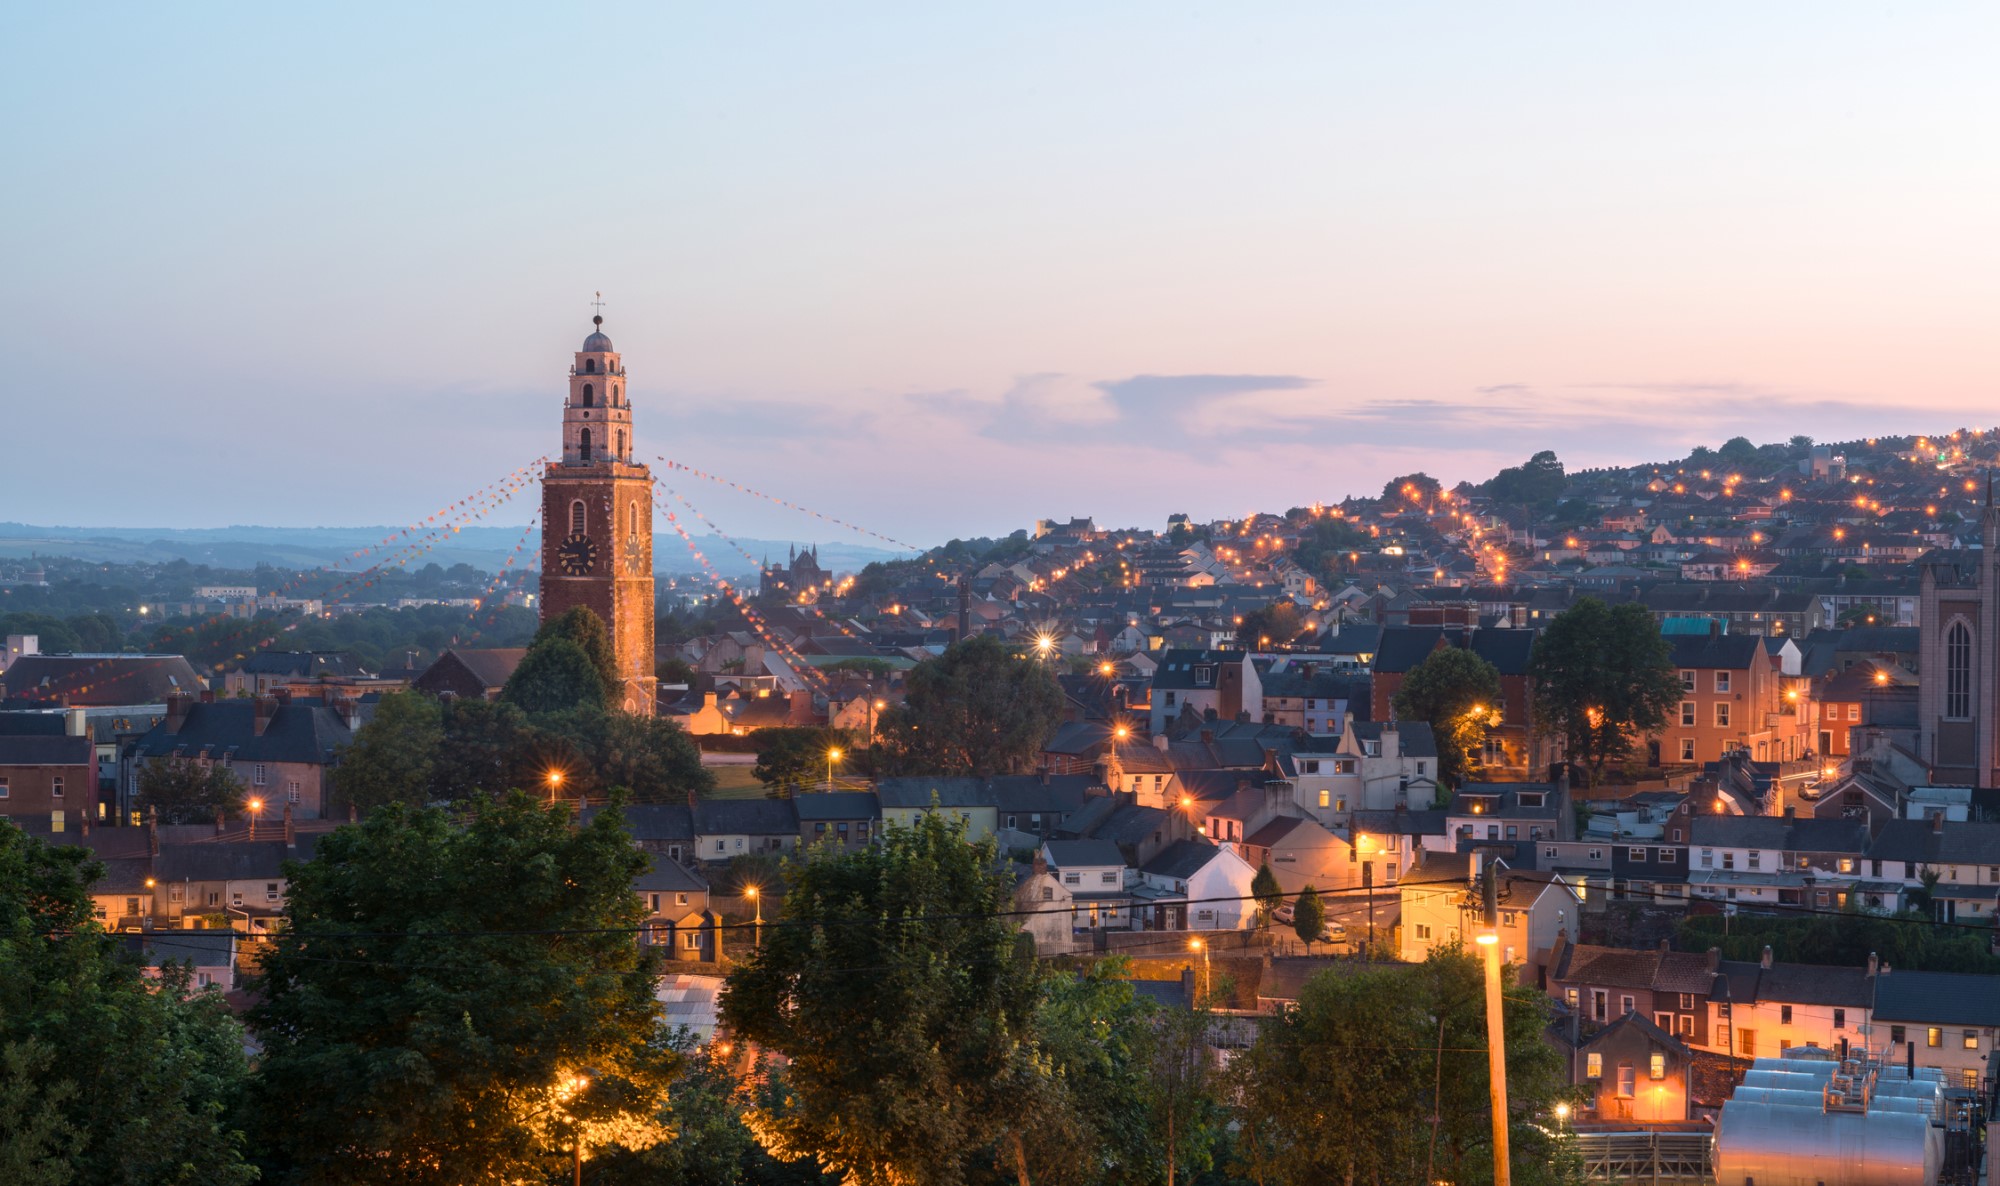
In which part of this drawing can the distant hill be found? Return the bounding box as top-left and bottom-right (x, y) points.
(0, 523), (914, 577)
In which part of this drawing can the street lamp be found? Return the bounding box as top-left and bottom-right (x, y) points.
(560, 1073), (591, 1186)
(745, 885), (762, 948)
(1189, 937), (1209, 1004)
(825, 748), (842, 791)
(246, 797), (263, 841)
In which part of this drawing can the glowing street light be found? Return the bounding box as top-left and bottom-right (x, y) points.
(826, 747), (843, 790)
(746, 885), (762, 947)
(247, 797), (263, 840)
(546, 769), (565, 804)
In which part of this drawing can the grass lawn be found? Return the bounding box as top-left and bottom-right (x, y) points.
(706, 764), (767, 798)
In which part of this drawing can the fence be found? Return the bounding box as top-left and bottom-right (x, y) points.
(1572, 1129), (1713, 1184)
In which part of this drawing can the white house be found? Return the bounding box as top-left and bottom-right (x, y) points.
(1137, 840), (1257, 931)
(1041, 839), (1136, 930)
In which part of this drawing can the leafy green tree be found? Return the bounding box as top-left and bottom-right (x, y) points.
(1485, 450), (1567, 509)
(1147, 993), (1224, 1186)
(502, 636), (608, 714)
(1251, 862), (1284, 928)
(1009, 961), (1164, 1184)
(753, 727), (851, 796)
(137, 753), (244, 824)
(1236, 600), (1306, 649)
(720, 811), (1043, 1186)
(656, 656), (697, 685)
(1382, 473), (1443, 507)
(1718, 436), (1759, 464)
(0, 821), (256, 1186)
(332, 690), (443, 812)
(1528, 598), (1681, 784)
(538, 707), (715, 803)
(248, 794), (676, 1185)
(433, 698), (539, 801)
(1293, 884), (1326, 951)
(875, 634), (1065, 776)
(1393, 645), (1504, 788)
(1231, 952), (1573, 1186)
(535, 605), (621, 692)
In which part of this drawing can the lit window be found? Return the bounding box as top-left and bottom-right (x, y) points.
(1586, 1052), (1602, 1079)
(1650, 1053), (1666, 1080)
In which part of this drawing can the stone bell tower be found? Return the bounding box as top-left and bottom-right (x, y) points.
(539, 313), (657, 714)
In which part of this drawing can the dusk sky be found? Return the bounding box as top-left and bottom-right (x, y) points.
(5, 5), (1996, 548)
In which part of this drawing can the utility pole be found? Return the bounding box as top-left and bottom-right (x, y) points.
(1476, 861), (1511, 1186)
(1363, 859), (1374, 956)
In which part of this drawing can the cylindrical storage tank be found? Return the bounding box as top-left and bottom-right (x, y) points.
(1743, 1069), (1835, 1093)
(1715, 1101), (1937, 1186)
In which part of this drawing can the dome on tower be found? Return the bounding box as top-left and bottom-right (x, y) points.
(582, 315), (613, 353)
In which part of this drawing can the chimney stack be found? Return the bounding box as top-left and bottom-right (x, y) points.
(283, 802), (296, 849)
(1868, 951), (1879, 977)
(165, 691), (193, 733)
(1931, 811), (1945, 834)
(214, 809), (226, 836)
(66, 707), (86, 737)
(253, 696), (278, 737)
(147, 807), (160, 857)
(1760, 944), (1774, 969)
(199, 689), (215, 704)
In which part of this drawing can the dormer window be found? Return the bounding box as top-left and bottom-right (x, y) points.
(1518, 792), (1545, 807)
(1194, 666), (1213, 687)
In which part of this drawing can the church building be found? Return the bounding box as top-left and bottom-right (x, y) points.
(538, 315), (658, 715)
(1916, 505), (2000, 784)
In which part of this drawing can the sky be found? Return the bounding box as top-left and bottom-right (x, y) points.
(4, 4), (1997, 548)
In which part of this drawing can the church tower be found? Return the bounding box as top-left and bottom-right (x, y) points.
(539, 314), (657, 714)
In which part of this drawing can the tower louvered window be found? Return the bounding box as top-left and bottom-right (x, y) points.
(570, 500), (587, 537)
(1946, 620), (1971, 719)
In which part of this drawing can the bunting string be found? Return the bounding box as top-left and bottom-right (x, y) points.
(654, 457), (919, 552)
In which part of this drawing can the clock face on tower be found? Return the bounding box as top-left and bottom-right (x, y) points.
(556, 533), (599, 575)
(624, 550), (649, 576)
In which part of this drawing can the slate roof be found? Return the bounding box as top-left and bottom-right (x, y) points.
(1350, 720), (1438, 758)
(1559, 943), (1718, 996)
(128, 930), (237, 967)
(633, 853), (709, 894)
(1141, 838), (1228, 880)
(990, 775), (1093, 814)
(130, 701), (351, 766)
(791, 791), (879, 821)
(1151, 649), (1248, 691)
(231, 651), (367, 678)
(157, 836), (321, 882)
(1871, 969), (2000, 1027)
(1578, 1010), (1694, 1057)
(1043, 839), (1126, 869)
(1352, 808), (1448, 837)
(694, 798), (799, 836)
(436, 647), (528, 689)
(1665, 633), (1766, 671)
(0, 655), (204, 707)
(1866, 819), (2000, 868)
(1714, 960), (1875, 1008)
(877, 777), (999, 809)
(1372, 628), (1536, 676)
(1245, 815), (1315, 850)
(588, 803), (694, 842)
(0, 733), (93, 766)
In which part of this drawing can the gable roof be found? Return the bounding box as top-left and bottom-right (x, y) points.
(694, 798), (799, 836)
(131, 701), (351, 766)
(1665, 633), (1766, 671)
(1, 655), (204, 707)
(0, 733), (93, 766)
(1871, 969), (2000, 1026)
(1141, 838), (1226, 880)
(1866, 819), (2000, 867)
(791, 791), (880, 821)
(1043, 839), (1126, 869)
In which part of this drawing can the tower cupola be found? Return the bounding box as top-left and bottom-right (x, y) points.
(564, 314), (633, 465)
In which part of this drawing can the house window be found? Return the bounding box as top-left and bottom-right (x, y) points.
(51, 776), (63, 798)
(253, 764), (267, 785)
(1715, 703), (1731, 728)
(1505, 826), (1518, 840)
(1739, 1030), (1756, 1056)
(1621, 994), (1635, 1015)
(1630, 847), (1647, 862)
(1592, 990), (1607, 1020)
(684, 932), (703, 951)
(1715, 672), (1732, 693)
(1319, 790), (1330, 808)
(649, 894), (661, 911)
(1586, 1052), (1603, 1079)
(1334, 797), (1346, 812)
(1723, 852), (1736, 870)
(286, 781), (300, 805)
(1890, 1026), (1905, 1045)
(0, 776), (7, 798)
(1041, 887), (1054, 901)
(1964, 1030), (1980, 1050)
(676, 893), (688, 907)
(1748, 852), (1761, 870)
(1700, 849), (1714, 868)
(1680, 701), (1696, 727)
(1416, 924), (1432, 940)
(1194, 667), (1213, 687)
(1678, 1015), (1693, 1036)
(1656, 1011), (1674, 1031)
(1780, 1005), (1792, 1024)
(1300, 759), (1320, 774)
(1680, 671), (1695, 691)
(814, 822), (827, 834)
(1064, 873), (1081, 886)
(1650, 1053), (1666, 1080)
(1545, 846), (1559, 859)
(1616, 1062), (1636, 1098)
(715, 841), (726, 853)
(1680, 739), (1695, 761)
(1679, 993), (1694, 1010)
(1100, 872), (1117, 885)
(265, 882), (278, 901)
(1926, 1027), (1942, 1048)
(1833, 1009), (1845, 1030)
(1846, 704), (1859, 722)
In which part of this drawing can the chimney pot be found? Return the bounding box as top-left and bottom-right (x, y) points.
(1760, 944), (1773, 969)
(1931, 811), (1944, 834)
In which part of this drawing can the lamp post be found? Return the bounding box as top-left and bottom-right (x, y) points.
(547, 769), (565, 805)
(825, 748), (842, 791)
(746, 885), (761, 948)
(869, 699), (885, 744)
(563, 1073), (590, 1186)
(144, 876), (156, 925)
(1188, 937), (1208, 1004)
(1475, 861), (1511, 1186)
(246, 797), (263, 841)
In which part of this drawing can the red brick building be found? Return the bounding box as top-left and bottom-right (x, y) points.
(538, 315), (658, 715)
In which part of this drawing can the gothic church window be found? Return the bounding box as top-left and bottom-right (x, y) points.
(1946, 620), (1971, 719)
(570, 500), (587, 536)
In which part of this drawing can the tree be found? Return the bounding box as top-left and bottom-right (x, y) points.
(1392, 646), (1504, 788)
(875, 634), (1065, 776)
(1382, 473), (1443, 507)
(1293, 884), (1326, 951)
(1251, 862), (1284, 928)
(502, 636), (608, 714)
(332, 690), (443, 812)
(656, 656), (697, 685)
(0, 821), (256, 1186)
(1231, 952), (1573, 1186)
(247, 794), (676, 1185)
(1485, 450), (1566, 509)
(1146, 992), (1224, 1186)
(432, 698), (539, 801)
(137, 753), (244, 824)
(720, 811), (1043, 1186)
(1718, 436), (1759, 464)
(753, 727), (851, 796)
(539, 707), (715, 804)
(534, 606), (620, 693)
(1236, 600), (1306, 649)
(1529, 598), (1681, 784)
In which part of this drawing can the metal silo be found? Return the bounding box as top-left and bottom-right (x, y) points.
(1713, 1099), (1939, 1186)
